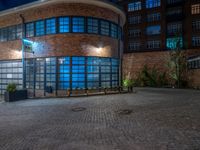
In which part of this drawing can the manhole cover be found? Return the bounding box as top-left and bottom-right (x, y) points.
(71, 107), (86, 112)
(116, 109), (133, 115)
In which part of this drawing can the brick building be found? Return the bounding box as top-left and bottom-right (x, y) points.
(117, 0), (200, 87)
(0, 0), (126, 96)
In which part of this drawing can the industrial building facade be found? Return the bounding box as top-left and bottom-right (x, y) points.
(0, 0), (125, 96)
(118, 0), (200, 87)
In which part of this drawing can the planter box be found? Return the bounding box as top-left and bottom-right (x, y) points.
(4, 90), (28, 102)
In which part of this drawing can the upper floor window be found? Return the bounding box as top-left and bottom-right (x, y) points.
(0, 28), (7, 42)
(167, 0), (182, 5)
(166, 37), (183, 49)
(16, 25), (22, 39)
(87, 18), (99, 34)
(100, 20), (110, 36)
(192, 36), (200, 47)
(8, 26), (16, 41)
(146, 25), (161, 35)
(192, 20), (200, 31)
(111, 23), (118, 38)
(167, 22), (182, 35)
(147, 40), (161, 49)
(146, 0), (161, 8)
(128, 1), (142, 12)
(26, 22), (34, 37)
(147, 12), (161, 22)
(129, 28), (141, 37)
(128, 15), (141, 24)
(192, 4), (200, 14)
(72, 17), (85, 33)
(46, 18), (56, 34)
(36, 20), (45, 36)
(59, 17), (70, 33)
(129, 41), (141, 51)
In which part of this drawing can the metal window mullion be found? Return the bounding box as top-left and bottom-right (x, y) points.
(70, 56), (72, 90)
(44, 58), (47, 96)
(55, 57), (59, 96)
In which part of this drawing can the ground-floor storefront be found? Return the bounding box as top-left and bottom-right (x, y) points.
(0, 56), (120, 96)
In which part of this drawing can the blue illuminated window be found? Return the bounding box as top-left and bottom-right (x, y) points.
(36, 20), (45, 36)
(166, 37), (183, 49)
(59, 17), (70, 33)
(59, 57), (70, 89)
(8, 26), (16, 41)
(146, 0), (161, 8)
(111, 23), (118, 38)
(146, 25), (161, 35)
(46, 18), (56, 34)
(72, 17), (85, 33)
(26, 23), (34, 37)
(87, 18), (99, 34)
(100, 20), (110, 36)
(0, 28), (7, 42)
(128, 1), (142, 12)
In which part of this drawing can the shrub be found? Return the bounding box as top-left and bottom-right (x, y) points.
(6, 83), (17, 93)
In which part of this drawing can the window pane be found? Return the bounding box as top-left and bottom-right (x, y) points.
(26, 23), (34, 37)
(59, 17), (70, 33)
(87, 18), (98, 34)
(72, 17), (85, 33)
(36, 20), (45, 36)
(46, 18), (56, 34)
(100, 20), (110, 36)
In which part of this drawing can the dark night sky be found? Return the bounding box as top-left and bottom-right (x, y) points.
(0, 0), (38, 11)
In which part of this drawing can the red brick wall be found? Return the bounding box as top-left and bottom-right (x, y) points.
(0, 3), (123, 60)
(123, 49), (200, 87)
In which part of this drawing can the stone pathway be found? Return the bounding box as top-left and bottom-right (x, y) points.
(0, 88), (200, 150)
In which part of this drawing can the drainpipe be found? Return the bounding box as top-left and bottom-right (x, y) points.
(19, 14), (26, 89)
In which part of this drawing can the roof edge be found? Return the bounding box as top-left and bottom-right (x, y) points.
(0, 0), (126, 25)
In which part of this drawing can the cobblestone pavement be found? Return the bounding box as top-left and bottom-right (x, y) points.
(0, 88), (200, 150)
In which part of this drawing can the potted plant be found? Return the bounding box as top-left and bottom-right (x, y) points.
(4, 83), (28, 102)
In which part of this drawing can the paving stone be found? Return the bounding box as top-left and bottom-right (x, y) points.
(0, 88), (200, 150)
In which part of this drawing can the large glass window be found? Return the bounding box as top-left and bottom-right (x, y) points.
(192, 20), (200, 31)
(0, 61), (22, 94)
(59, 17), (70, 33)
(129, 41), (141, 51)
(72, 57), (86, 89)
(35, 58), (45, 90)
(36, 20), (45, 36)
(87, 18), (99, 34)
(146, 0), (161, 8)
(128, 1), (142, 12)
(72, 17), (85, 33)
(26, 22), (34, 37)
(46, 18), (56, 34)
(100, 20), (110, 36)
(100, 58), (111, 88)
(59, 57), (70, 89)
(146, 25), (161, 35)
(45, 58), (56, 89)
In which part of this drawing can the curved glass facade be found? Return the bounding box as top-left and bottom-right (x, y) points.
(0, 16), (122, 43)
(26, 56), (119, 90)
(0, 56), (119, 94)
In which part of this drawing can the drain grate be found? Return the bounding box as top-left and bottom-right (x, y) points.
(116, 109), (133, 115)
(71, 107), (86, 112)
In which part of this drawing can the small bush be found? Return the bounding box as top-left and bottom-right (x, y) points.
(6, 83), (17, 93)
